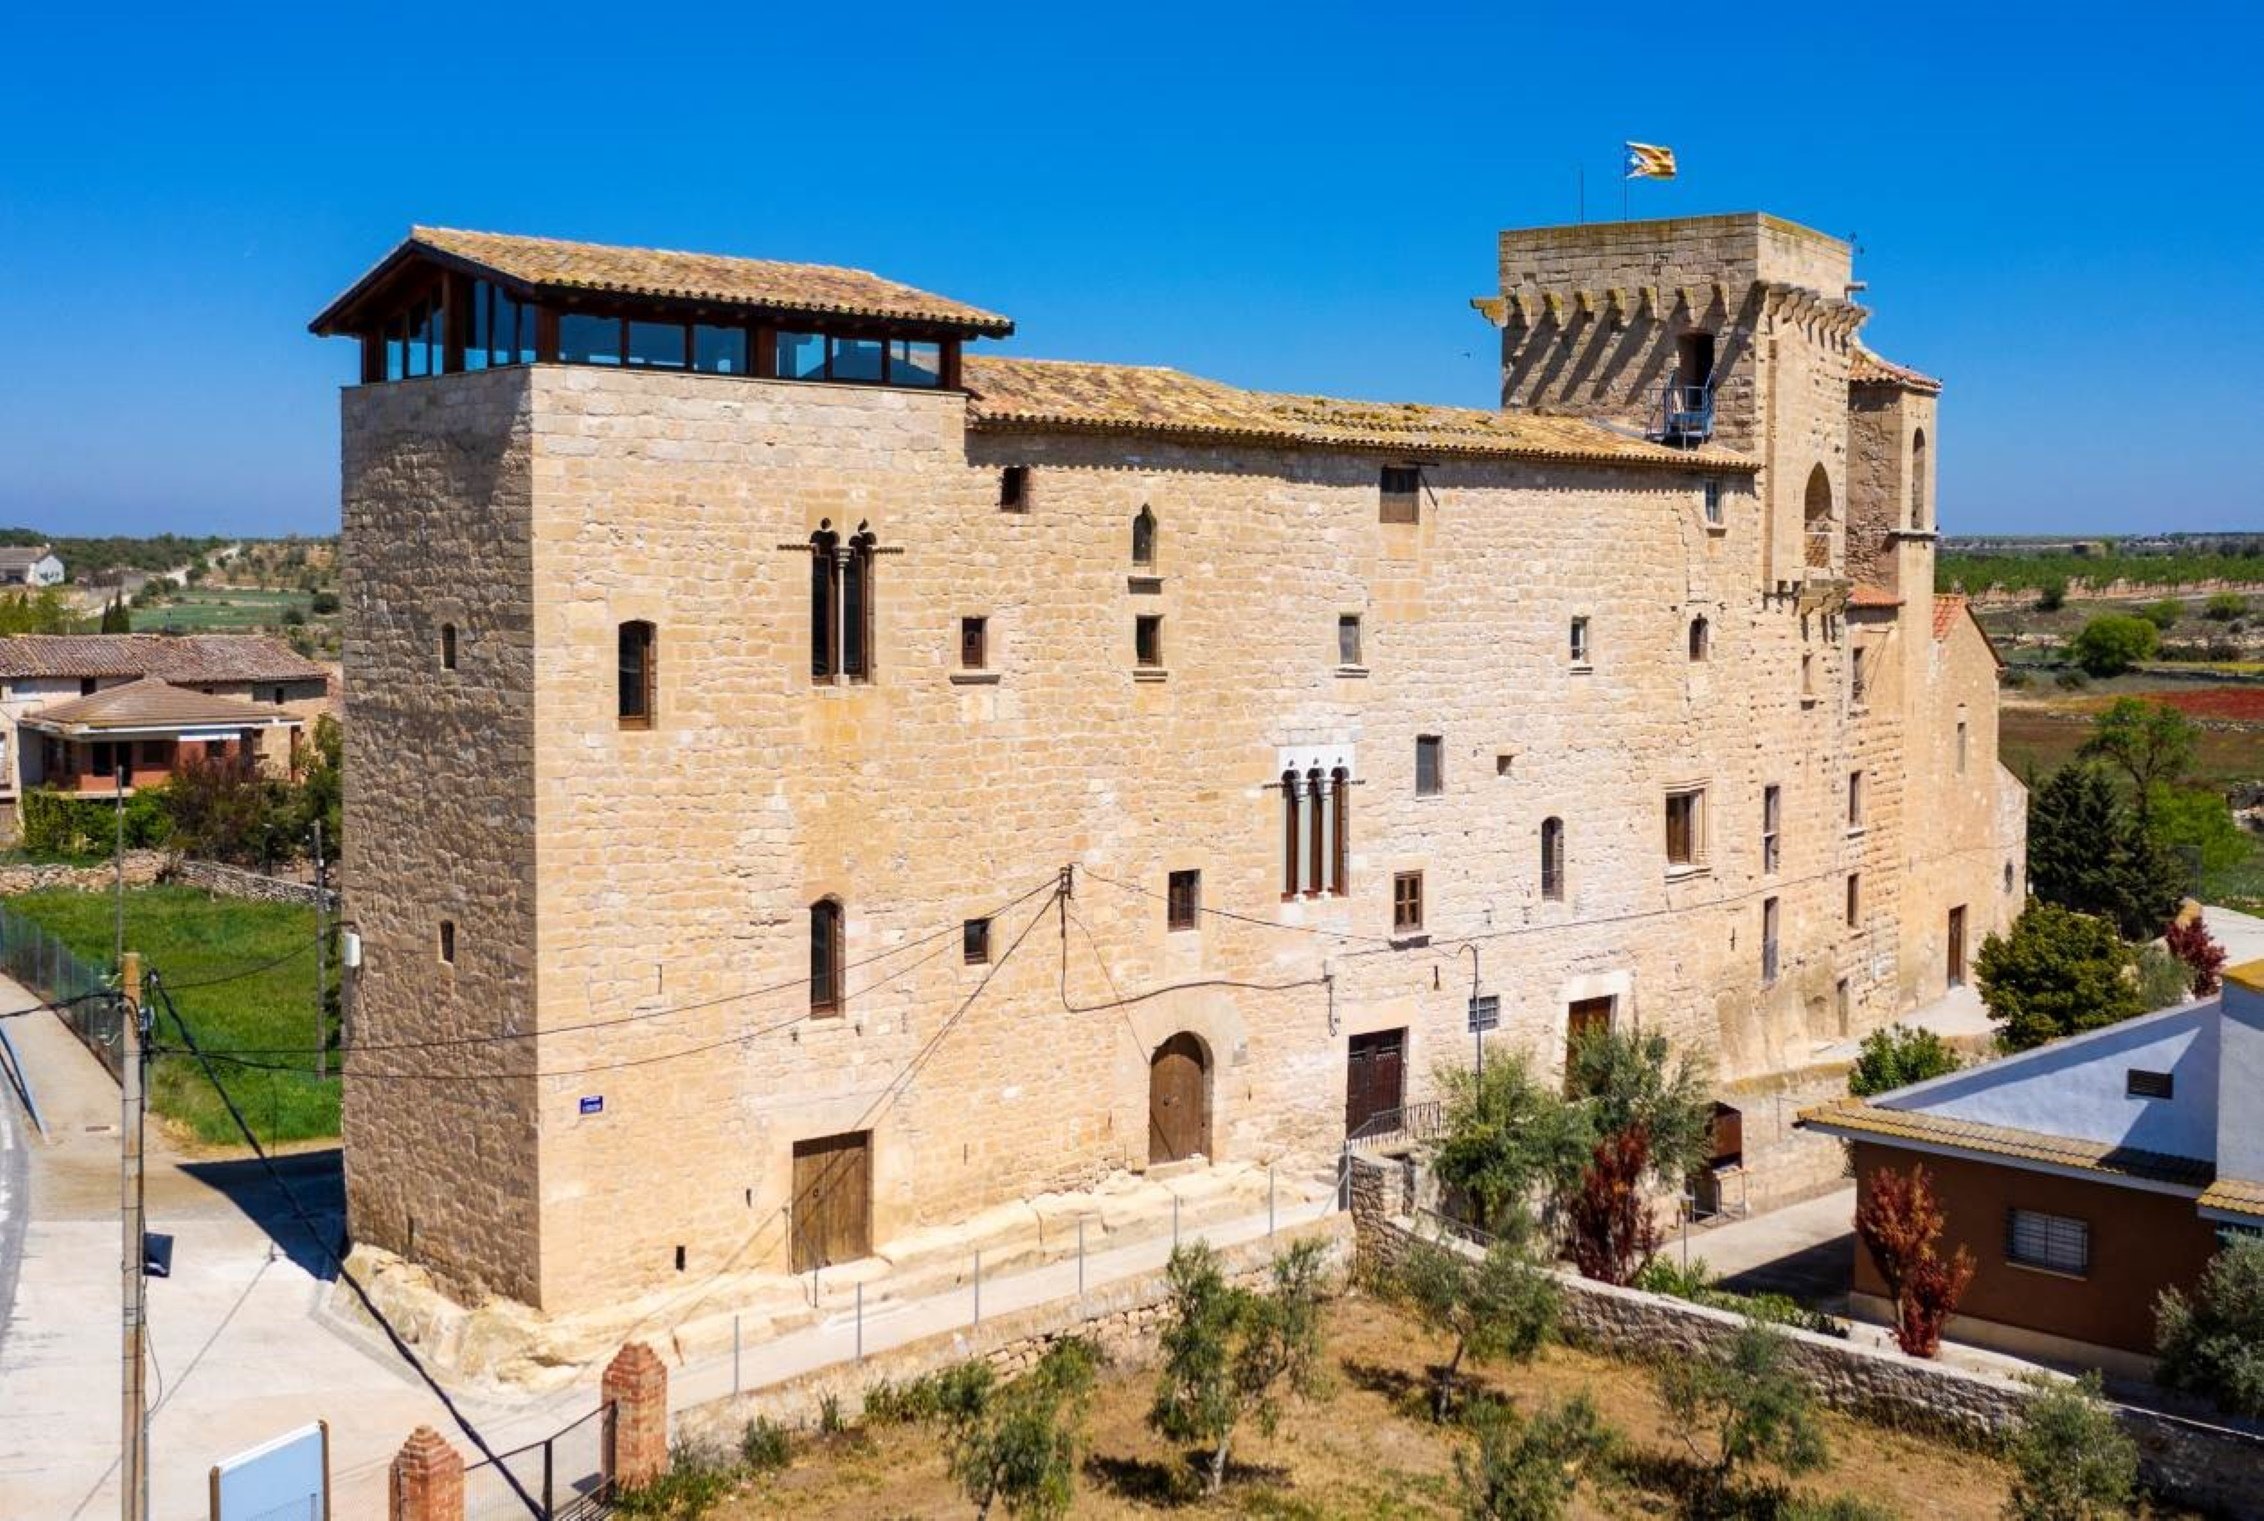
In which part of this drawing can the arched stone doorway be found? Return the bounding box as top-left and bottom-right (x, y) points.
(1803, 464), (1835, 569)
(1148, 1032), (1211, 1165)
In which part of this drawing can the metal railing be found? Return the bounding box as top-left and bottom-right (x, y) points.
(1345, 1100), (1442, 1154)
(0, 902), (121, 1080)
(1656, 380), (1716, 445)
(462, 1402), (614, 1520)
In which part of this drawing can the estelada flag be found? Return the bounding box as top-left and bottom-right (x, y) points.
(1624, 142), (1677, 180)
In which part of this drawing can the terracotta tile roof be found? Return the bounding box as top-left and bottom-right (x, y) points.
(314, 227), (1014, 337)
(1932, 593), (1969, 640)
(1849, 343), (1942, 394)
(0, 634), (327, 684)
(962, 356), (1758, 471)
(1848, 582), (1903, 609)
(2199, 1176), (2264, 1223)
(22, 678), (299, 734)
(1799, 1095), (2216, 1190)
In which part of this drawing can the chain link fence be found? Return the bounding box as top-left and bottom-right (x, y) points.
(0, 901), (121, 1080)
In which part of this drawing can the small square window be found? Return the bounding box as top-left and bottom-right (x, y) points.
(2006, 1208), (2089, 1276)
(963, 917), (991, 965)
(438, 919), (456, 965)
(1337, 614), (1362, 667)
(1415, 735), (1443, 797)
(999, 466), (1029, 511)
(960, 616), (987, 670)
(1379, 465), (1421, 524)
(1569, 617), (1591, 666)
(1135, 615), (1164, 669)
(1392, 871), (1424, 935)
(1167, 870), (1201, 931)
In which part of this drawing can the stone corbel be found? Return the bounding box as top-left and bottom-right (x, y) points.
(1468, 296), (1509, 329)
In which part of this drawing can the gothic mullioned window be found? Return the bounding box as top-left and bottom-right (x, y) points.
(1280, 765), (1350, 897)
(810, 521), (877, 683)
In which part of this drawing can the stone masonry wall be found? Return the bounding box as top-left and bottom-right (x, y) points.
(0, 849), (168, 897)
(1346, 1163), (2264, 1520)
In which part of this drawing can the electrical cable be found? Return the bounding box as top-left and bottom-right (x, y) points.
(149, 973), (544, 1521)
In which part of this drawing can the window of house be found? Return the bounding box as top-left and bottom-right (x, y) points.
(617, 620), (655, 728)
(1957, 720), (1969, 775)
(694, 324), (748, 375)
(559, 312), (624, 366)
(1847, 770), (1865, 831)
(1688, 615), (1710, 662)
(626, 319), (689, 369)
(2127, 1069), (2174, 1100)
(1702, 478), (1723, 527)
(441, 622), (458, 671)
(1281, 767), (1349, 897)
(1337, 614), (1362, 667)
(1131, 506), (1156, 568)
(1415, 735), (1443, 797)
(960, 616), (987, 670)
(1851, 646), (1868, 705)
(1392, 871), (1424, 935)
(1762, 785), (1782, 875)
(80, 677), (97, 697)
(1541, 817), (1565, 901)
(1665, 787), (1706, 868)
(810, 524), (876, 683)
(777, 331), (827, 381)
(438, 919), (456, 965)
(1569, 617), (1591, 666)
(1167, 869), (1201, 931)
(1846, 872), (1861, 927)
(963, 917), (991, 965)
(830, 335), (885, 383)
(2006, 1208), (2088, 1276)
(888, 339), (943, 388)
(999, 466), (1029, 511)
(1135, 615), (1163, 670)
(810, 899), (845, 1015)
(1379, 465), (1421, 524)
(1761, 897), (1780, 985)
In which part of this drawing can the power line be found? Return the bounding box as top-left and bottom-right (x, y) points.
(148, 973), (543, 1521)
(151, 939), (316, 992)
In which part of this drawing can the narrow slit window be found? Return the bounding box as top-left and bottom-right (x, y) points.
(810, 899), (845, 1015)
(1135, 615), (1163, 670)
(1569, 616), (1591, 666)
(1848, 770), (1865, 830)
(1131, 506), (1157, 568)
(1337, 614), (1362, 667)
(438, 919), (456, 965)
(1702, 478), (1723, 527)
(960, 616), (987, 670)
(999, 466), (1029, 511)
(1688, 615), (1710, 662)
(1846, 872), (1861, 927)
(1851, 645), (1869, 704)
(1415, 735), (1443, 797)
(1541, 817), (1565, 901)
(1761, 897), (1780, 985)
(440, 622), (457, 671)
(1167, 870), (1201, 931)
(963, 917), (991, 965)
(1762, 784), (1782, 875)
(617, 620), (655, 728)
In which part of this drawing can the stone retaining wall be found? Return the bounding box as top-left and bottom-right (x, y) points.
(164, 856), (340, 911)
(673, 1217), (1351, 1447)
(0, 850), (170, 897)
(1346, 1159), (2264, 1519)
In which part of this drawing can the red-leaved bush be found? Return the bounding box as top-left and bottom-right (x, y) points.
(1567, 1124), (1661, 1285)
(2166, 914), (2228, 997)
(1855, 1162), (1976, 1358)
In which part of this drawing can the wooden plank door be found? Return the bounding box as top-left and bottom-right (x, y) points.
(1148, 1034), (1210, 1165)
(1564, 997), (1615, 1095)
(790, 1131), (871, 1272)
(1947, 906), (1967, 987)
(1343, 1029), (1406, 1138)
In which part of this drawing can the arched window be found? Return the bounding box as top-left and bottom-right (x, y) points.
(1803, 464), (1835, 569)
(1910, 429), (1929, 532)
(1541, 817), (1565, 901)
(1330, 766), (1350, 895)
(1687, 615), (1710, 662)
(810, 521), (877, 683)
(1283, 765), (1351, 897)
(1131, 506), (1157, 568)
(617, 620), (655, 727)
(1281, 770), (1301, 897)
(810, 898), (844, 1015)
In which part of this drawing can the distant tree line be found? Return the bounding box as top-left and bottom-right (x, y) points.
(1938, 545), (2264, 596)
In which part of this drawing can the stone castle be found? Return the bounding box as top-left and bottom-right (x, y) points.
(313, 211), (2022, 1319)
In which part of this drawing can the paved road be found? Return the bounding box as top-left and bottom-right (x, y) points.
(0, 1060), (28, 1371)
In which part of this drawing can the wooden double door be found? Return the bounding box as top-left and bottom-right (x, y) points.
(1344, 1028), (1406, 1138)
(790, 1131), (871, 1272)
(1149, 1033), (1211, 1165)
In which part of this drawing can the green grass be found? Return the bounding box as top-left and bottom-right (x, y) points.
(139, 587), (319, 633)
(1940, 548), (2264, 595)
(2201, 831), (2264, 918)
(9, 886), (337, 1145)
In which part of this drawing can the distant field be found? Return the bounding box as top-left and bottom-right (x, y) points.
(139, 587), (321, 633)
(1941, 548), (2264, 595)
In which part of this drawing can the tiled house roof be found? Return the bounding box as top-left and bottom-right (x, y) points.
(313, 228), (1015, 337)
(1849, 343), (1942, 394)
(1933, 593), (1971, 640)
(0, 634), (328, 684)
(2199, 1176), (2264, 1225)
(0, 545), (55, 569)
(963, 356), (1757, 471)
(1799, 1094), (2216, 1191)
(22, 678), (299, 734)
(1848, 582), (1903, 609)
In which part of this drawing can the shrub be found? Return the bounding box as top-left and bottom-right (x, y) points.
(1382, 1229), (1558, 1419)
(1454, 1392), (1612, 1521)
(20, 786), (172, 857)
(2138, 598), (2183, 631)
(1566, 1123), (1662, 1285)
(2035, 579), (2067, 612)
(1783, 1497), (1901, 1521)
(2132, 945), (2192, 1009)
(2004, 1373), (2136, 1521)
(1630, 1257), (1844, 1338)
(2080, 699), (2197, 817)
(738, 1416), (791, 1473)
(1853, 1163), (1975, 1358)
(2204, 591), (2248, 622)
(863, 1370), (951, 1426)
(2026, 765), (2186, 940)
(2069, 614), (2158, 677)
(939, 1338), (1099, 1519)
(1566, 1024), (1715, 1189)
(1977, 903), (2143, 1051)
(1149, 1239), (1329, 1495)
(2052, 670), (2088, 690)
(2155, 1236), (2264, 1418)
(2163, 913), (2228, 997)
(616, 1436), (742, 1518)
(1847, 1024), (1960, 1097)
(309, 590), (341, 615)
(1431, 1053), (1591, 1236)
(1656, 1319), (1827, 1512)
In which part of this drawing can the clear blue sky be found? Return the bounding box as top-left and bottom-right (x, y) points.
(3, 2), (2256, 538)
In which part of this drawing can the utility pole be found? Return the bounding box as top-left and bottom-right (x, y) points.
(113, 762), (127, 968)
(119, 950), (148, 1521)
(312, 821), (326, 1081)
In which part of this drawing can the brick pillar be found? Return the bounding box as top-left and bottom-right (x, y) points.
(387, 1425), (464, 1521)
(603, 1340), (669, 1491)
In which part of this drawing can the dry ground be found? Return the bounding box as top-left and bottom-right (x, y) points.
(706, 1294), (2020, 1519)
